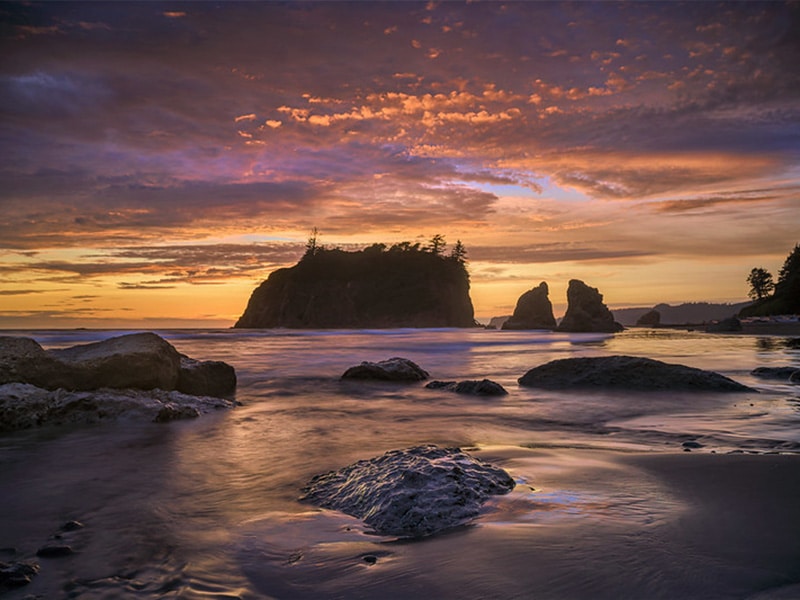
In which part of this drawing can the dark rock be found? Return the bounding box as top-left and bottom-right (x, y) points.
(705, 317), (743, 332)
(154, 403), (201, 422)
(790, 371), (800, 384)
(177, 356), (237, 398)
(60, 520), (84, 532)
(636, 309), (661, 327)
(341, 357), (429, 382)
(501, 282), (557, 330)
(0, 333), (237, 398)
(682, 440), (704, 449)
(751, 366), (799, 380)
(556, 280), (624, 333)
(518, 355), (754, 392)
(36, 544), (73, 558)
(426, 379), (508, 396)
(362, 555), (378, 565)
(786, 338), (800, 349)
(235, 245), (476, 328)
(0, 561), (39, 588)
(299, 445), (515, 537)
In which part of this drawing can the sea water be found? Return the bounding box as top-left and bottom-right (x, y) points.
(0, 328), (798, 598)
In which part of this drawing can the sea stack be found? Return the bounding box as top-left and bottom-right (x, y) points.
(556, 279), (624, 333)
(501, 282), (557, 330)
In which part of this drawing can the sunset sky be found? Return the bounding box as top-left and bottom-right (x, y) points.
(1, 1), (798, 328)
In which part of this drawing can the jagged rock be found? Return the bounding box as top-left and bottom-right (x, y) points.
(751, 366), (799, 380)
(0, 560), (39, 588)
(235, 245), (475, 328)
(0, 383), (235, 432)
(556, 280), (624, 333)
(177, 356), (236, 397)
(341, 357), (429, 381)
(705, 317), (743, 332)
(502, 282), (557, 330)
(518, 355), (754, 392)
(299, 445), (515, 537)
(426, 379), (508, 396)
(636, 309), (661, 326)
(0, 333), (236, 398)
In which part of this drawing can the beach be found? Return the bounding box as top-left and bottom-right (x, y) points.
(1, 328), (798, 598)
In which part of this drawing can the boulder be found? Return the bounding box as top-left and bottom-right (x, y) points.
(341, 357), (429, 381)
(751, 366), (799, 381)
(636, 309), (661, 327)
(0, 333), (236, 397)
(426, 379), (508, 396)
(518, 355), (754, 392)
(705, 317), (743, 332)
(177, 356), (237, 397)
(556, 280), (624, 333)
(501, 282), (557, 330)
(0, 383), (235, 432)
(299, 445), (516, 537)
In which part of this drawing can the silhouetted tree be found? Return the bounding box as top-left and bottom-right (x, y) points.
(426, 234), (446, 255)
(747, 267), (774, 300)
(450, 239), (467, 264)
(304, 227), (320, 258)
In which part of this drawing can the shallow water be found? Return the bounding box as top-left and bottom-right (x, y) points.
(1, 328), (798, 598)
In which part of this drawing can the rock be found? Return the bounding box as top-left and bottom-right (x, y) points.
(518, 355), (754, 392)
(0, 561), (39, 588)
(486, 316), (510, 330)
(501, 282), (557, 330)
(705, 317), (743, 332)
(790, 371), (800, 384)
(426, 379), (508, 396)
(177, 356), (237, 397)
(60, 520), (84, 532)
(36, 544), (73, 558)
(681, 440), (704, 449)
(153, 403), (201, 422)
(341, 357), (429, 381)
(636, 309), (661, 327)
(0, 383), (236, 432)
(299, 445), (515, 537)
(0, 333), (236, 397)
(235, 245), (476, 329)
(556, 280), (624, 333)
(751, 366), (799, 380)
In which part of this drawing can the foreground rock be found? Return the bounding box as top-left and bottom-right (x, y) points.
(299, 445), (515, 537)
(556, 279), (624, 333)
(0, 560), (39, 588)
(341, 357), (429, 381)
(426, 379), (508, 396)
(0, 333), (235, 398)
(518, 355), (754, 392)
(0, 383), (235, 432)
(501, 282), (557, 330)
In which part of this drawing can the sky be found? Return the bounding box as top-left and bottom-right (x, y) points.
(1, 1), (799, 328)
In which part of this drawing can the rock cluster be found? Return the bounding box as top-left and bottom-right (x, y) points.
(0, 333), (237, 431)
(518, 355), (754, 392)
(299, 445), (516, 537)
(501, 282), (557, 330)
(556, 280), (624, 333)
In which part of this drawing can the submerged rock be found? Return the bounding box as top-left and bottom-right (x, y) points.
(502, 282), (557, 330)
(0, 383), (235, 432)
(751, 366), (799, 381)
(556, 280), (624, 333)
(299, 445), (515, 537)
(518, 355), (754, 392)
(0, 560), (39, 588)
(426, 379), (508, 396)
(0, 333), (235, 398)
(341, 357), (429, 382)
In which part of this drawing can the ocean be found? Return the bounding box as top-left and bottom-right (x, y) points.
(1, 328), (799, 599)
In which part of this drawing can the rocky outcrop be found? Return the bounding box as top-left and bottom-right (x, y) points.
(705, 317), (742, 332)
(234, 246), (475, 328)
(556, 279), (624, 333)
(636, 309), (661, 326)
(341, 357), (429, 381)
(0, 383), (236, 431)
(426, 379), (508, 396)
(501, 282), (557, 330)
(0, 333), (236, 398)
(299, 445), (516, 537)
(518, 355), (754, 392)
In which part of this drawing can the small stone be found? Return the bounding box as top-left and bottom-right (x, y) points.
(60, 520), (84, 532)
(362, 555), (378, 565)
(682, 441), (704, 449)
(36, 544), (73, 558)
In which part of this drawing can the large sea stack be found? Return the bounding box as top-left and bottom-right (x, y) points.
(502, 281), (557, 330)
(235, 245), (475, 328)
(557, 279), (624, 333)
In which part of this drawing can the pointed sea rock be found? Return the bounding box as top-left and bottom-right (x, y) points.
(502, 282), (557, 330)
(556, 279), (624, 333)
